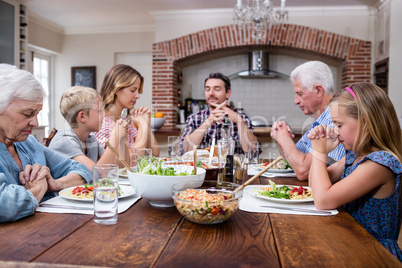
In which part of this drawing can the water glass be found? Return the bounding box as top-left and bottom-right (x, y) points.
(233, 154), (245, 184)
(168, 136), (179, 158)
(131, 148), (152, 172)
(247, 141), (261, 165)
(93, 164), (119, 225)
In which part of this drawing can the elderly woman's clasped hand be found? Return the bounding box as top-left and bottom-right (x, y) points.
(307, 125), (339, 154)
(19, 163), (62, 192)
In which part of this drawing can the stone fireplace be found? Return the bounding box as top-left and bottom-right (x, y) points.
(152, 24), (371, 129)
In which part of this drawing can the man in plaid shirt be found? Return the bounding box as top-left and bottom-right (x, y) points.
(180, 72), (261, 155)
(270, 61), (345, 181)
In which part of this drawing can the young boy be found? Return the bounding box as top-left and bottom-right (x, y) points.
(49, 86), (129, 171)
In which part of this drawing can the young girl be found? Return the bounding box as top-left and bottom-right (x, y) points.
(94, 64), (159, 156)
(307, 82), (402, 261)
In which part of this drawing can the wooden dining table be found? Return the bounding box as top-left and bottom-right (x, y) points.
(1, 175), (401, 268)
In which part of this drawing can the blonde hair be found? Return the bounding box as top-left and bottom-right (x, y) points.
(330, 82), (402, 163)
(60, 86), (100, 128)
(100, 64), (144, 112)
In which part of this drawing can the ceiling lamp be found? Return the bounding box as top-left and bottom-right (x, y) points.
(233, 0), (288, 40)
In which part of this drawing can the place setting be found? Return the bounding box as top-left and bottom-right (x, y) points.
(37, 163), (141, 218)
(238, 156), (338, 216)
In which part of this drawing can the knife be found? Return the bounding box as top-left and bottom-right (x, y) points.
(39, 203), (93, 211)
(259, 205), (332, 215)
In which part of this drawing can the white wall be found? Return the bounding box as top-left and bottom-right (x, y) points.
(115, 52), (153, 109)
(388, 0), (402, 119)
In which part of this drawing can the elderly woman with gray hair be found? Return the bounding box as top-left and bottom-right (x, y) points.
(0, 64), (92, 222)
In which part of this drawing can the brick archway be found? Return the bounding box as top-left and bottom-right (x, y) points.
(152, 24), (371, 128)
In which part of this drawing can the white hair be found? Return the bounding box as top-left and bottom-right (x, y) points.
(0, 64), (45, 113)
(290, 61), (335, 95)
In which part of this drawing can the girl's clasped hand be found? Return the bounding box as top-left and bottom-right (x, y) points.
(307, 125), (339, 154)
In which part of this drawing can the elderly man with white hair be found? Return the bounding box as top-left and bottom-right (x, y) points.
(270, 61), (345, 181)
(0, 64), (92, 222)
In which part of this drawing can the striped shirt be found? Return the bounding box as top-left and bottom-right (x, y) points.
(180, 107), (261, 154)
(296, 106), (345, 163)
(93, 115), (137, 149)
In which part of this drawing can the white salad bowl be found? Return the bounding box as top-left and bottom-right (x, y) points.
(127, 165), (206, 207)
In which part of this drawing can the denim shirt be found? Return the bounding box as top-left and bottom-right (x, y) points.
(296, 106), (345, 163)
(0, 135), (92, 222)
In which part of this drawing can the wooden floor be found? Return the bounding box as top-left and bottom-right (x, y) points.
(399, 228), (402, 248)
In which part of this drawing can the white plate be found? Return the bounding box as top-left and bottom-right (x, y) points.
(59, 185), (136, 202)
(119, 168), (128, 178)
(254, 164), (294, 173)
(248, 185), (313, 203)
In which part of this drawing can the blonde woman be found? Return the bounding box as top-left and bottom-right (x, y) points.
(94, 64), (159, 156)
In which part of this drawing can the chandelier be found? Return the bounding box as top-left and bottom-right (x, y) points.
(233, 0), (288, 40)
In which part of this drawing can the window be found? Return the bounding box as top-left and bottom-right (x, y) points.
(32, 52), (51, 136)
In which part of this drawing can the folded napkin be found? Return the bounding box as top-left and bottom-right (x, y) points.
(247, 164), (296, 178)
(239, 185), (338, 216)
(36, 194), (141, 215)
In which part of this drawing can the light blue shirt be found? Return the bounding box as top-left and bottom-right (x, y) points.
(296, 106), (345, 163)
(0, 135), (92, 222)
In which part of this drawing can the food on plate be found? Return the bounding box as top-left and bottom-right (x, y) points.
(67, 183), (94, 199)
(256, 180), (313, 200)
(258, 159), (292, 170)
(62, 182), (124, 200)
(174, 189), (238, 224)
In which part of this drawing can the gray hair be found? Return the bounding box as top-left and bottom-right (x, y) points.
(0, 64), (45, 113)
(290, 61), (335, 95)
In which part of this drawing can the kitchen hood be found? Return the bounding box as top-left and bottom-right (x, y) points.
(229, 51), (289, 79)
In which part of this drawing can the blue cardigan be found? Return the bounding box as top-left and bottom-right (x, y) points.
(0, 135), (92, 222)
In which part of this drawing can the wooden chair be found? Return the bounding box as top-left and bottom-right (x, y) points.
(42, 128), (57, 147)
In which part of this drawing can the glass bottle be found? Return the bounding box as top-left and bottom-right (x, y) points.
(219, 115), (234, 181)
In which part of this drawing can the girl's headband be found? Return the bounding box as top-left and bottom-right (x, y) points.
(345, 87), (356, 100)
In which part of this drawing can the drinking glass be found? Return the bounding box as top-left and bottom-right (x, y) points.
(131, 148), (152, 172)
(217, 140), (235, 182)
(233, 154), (245, 184)
(93, 164), (119, 225)
(247, 141), (261, 165)
(168, 136), (180, 158)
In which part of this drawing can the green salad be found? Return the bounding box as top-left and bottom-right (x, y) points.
(137, 157), (194, 176)
(257, 180), (292, 199)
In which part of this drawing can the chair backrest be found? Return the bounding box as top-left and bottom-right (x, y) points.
(42, 128), (57, 147)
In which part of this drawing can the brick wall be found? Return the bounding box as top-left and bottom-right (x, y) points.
(152, 24), (371, 128)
